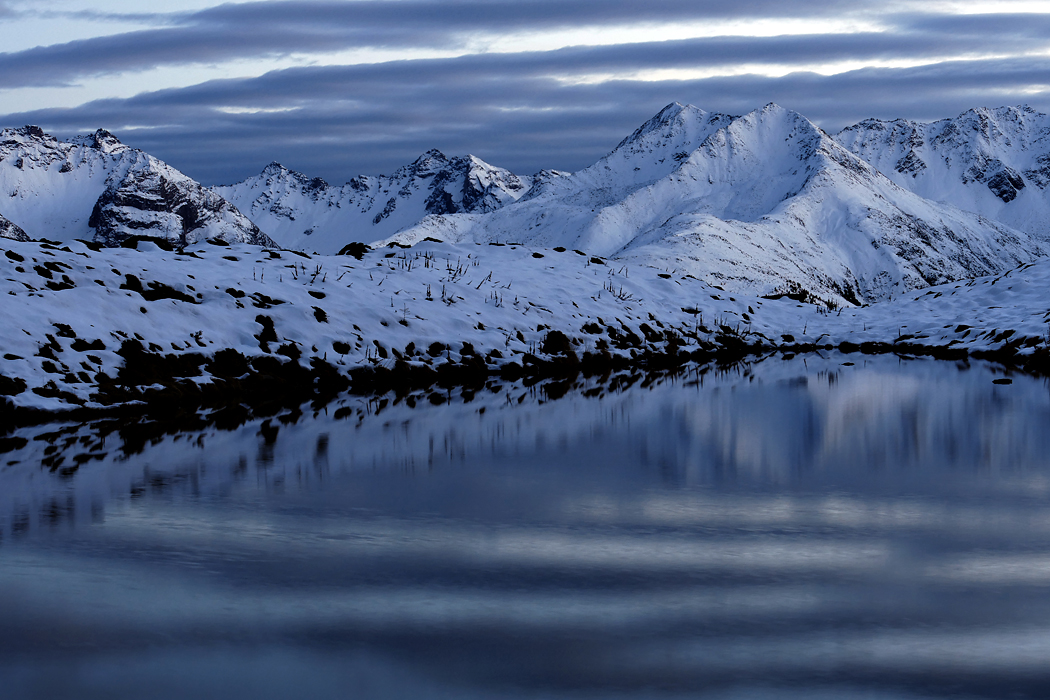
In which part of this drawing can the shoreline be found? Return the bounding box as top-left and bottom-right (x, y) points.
(4, 237), (1050, 428)
(3, 335), (1043, 440)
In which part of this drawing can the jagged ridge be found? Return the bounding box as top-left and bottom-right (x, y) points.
(214, 149), (533, 252)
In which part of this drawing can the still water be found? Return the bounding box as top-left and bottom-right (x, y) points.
(2, 354), (1050, 699)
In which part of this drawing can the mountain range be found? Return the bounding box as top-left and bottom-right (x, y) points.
(5, 103), (1050, 303)
(213, 151), (538, 253)
(392, 103), (1041, 303)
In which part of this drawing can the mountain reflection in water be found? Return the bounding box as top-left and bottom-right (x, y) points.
(2, 354), (1050, 699)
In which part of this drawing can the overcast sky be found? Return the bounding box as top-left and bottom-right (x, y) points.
(1, 0), (1049, 184)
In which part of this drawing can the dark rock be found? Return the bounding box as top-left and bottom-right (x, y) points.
(254, 315), (278, 351)
(0, 374), (27, 396)
(119, 274), (197, 303)
(338, 243), (371, 260)
(987, 167), (1026, 203)
(70, 338), (106, 352)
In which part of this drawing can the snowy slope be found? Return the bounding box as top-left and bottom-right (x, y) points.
(0, 126), (274, 247)
(214, 150), (534, 253)
(837, 106), (1050, 239)
(0, 238), (780, 413)
(390, 104), (1040, 303)
(2, 237), (1049, 415)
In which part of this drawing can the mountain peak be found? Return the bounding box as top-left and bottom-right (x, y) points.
(616, 102), (708, 150)
(1, 125), (56, 147)
(654, 101), (690, 119)
(959, 105), (1034, 118)
(85, 129), (126, 154)
(728, 103), (830, 153)
(951, 104), (1048, 126)
(462, 154), (491, 168)
(743, 104), (845, 152)
(397, 149), (452, 179)
(746, 102), (807, 124)
(11, 125), (46, 139)
(416, 148), (447, 161)
(93, 128), (121, 147)
(256, 162), (327, 190)
(66, 128), (127, 154)
(262, 161), (287, 173)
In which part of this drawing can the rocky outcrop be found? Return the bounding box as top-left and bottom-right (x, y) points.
(89, 161), (274, 247)
(0, 211), (28, 241)
(987, 167), (1026, 203)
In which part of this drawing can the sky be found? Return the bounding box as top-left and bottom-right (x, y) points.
(1, 0), (1049, 185)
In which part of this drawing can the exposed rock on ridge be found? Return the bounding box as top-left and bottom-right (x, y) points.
(214, 149), (533, 252)
(0, 211), (28, 241)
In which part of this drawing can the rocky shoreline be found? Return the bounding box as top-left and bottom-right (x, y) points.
(3, 237), (1050, 430)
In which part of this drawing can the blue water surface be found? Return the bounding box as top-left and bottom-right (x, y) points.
(2, 354), (1049, 699)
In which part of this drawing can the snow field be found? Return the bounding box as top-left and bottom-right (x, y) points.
(2, 238), (1050, 414)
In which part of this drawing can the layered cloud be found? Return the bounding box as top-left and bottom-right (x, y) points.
(1, 1), (1049, 183)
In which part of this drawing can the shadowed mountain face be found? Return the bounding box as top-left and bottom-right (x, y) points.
(213, 150), (535, 252)
(391, 103), (1043, 303)
(0, 126), (273, 247)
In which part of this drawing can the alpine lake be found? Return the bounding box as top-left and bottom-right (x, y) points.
(3, 353), (1050, 699)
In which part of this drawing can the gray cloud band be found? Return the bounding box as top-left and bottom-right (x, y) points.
(0, 6), (1048, 87)
(4, 51), (1049, 185)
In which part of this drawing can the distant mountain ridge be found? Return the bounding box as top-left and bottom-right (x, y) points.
(0, 126), (273, 247)
(213, 150), (537, 252)
(836, 105), (1050, 239)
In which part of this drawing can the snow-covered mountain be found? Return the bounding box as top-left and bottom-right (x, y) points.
(836, 106), (1050, 239)
(214, 150), (535, 252)
(0, 126), (274, 247)
(391, 103), (1041, 303)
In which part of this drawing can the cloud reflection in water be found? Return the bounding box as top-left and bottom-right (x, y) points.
(2, 354), (1050, 698)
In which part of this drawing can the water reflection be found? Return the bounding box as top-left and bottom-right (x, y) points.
(2, 354), (1050, 698)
